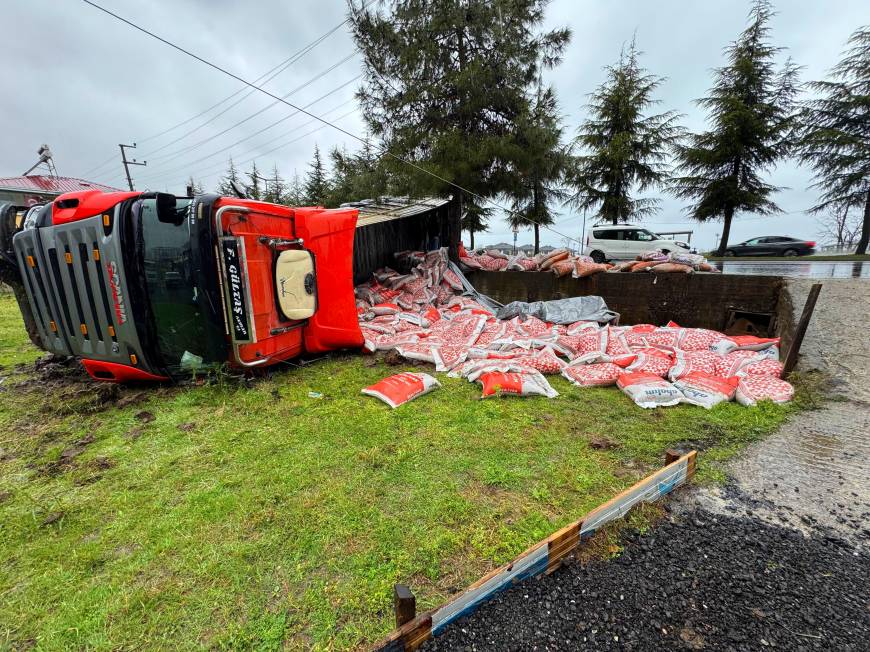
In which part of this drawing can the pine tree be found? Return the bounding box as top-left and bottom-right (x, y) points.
(462, 203), (493, 250)
(798, 27), (870, 254)
(264, 164), (286, 204)
(287, 170), (303, 206)
(568, 38), (683, 225)
(246, 160), (263, 201)
(216, 157), (241, 196)
(673, 0), (800, 256)
(509, 85), (570, 253)
(350, 0), (571, 249)
(303, 145), (329, 206)
(185, 175), (204, 196)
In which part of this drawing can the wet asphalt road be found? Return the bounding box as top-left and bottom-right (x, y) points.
(712, 260), (868, 278)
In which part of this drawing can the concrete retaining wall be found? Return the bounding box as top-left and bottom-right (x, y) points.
(469, 271), (782, 332)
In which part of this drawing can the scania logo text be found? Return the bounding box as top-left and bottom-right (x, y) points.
(106, 261), (128, 324)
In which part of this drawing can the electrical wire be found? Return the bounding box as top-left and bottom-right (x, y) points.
(139, 95), (359, 188)
(80, 3), (369, 179)
(145, 53), (359, 166)
(81, 0), (584, 244)
(141, 100), (359, 186)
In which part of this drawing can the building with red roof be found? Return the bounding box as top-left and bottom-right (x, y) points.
(0, 175), (121, 207)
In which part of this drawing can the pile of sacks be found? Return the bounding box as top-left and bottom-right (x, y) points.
(460, 246), (612, 278)
(355, 248), (794, 408)
(609, 249), (721, 274)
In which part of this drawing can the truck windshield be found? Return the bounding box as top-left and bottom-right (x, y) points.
(138, 198), (226, 375)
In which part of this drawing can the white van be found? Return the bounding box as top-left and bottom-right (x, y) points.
(583, 224), (689, 263)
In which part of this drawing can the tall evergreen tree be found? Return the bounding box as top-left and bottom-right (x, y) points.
(263, 164), (286, 204)
(216, 157), (241, 196)
(246, 160), (263, 200)
(798, 27), (870, 254)
(673, 0), (800, 256)
(509, 85), (570, 253)
(303, 145), (329, 206)
(349, 0), (570, 249)
(325, 141), (392, 206)
(185, 175), (204, 196)
(287, 170), (303, 206)
(568, 39), (683, 225)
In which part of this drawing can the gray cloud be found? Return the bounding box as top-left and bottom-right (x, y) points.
(3, 0), (866, 251)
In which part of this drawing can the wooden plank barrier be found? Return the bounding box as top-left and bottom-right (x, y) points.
(373, 450), (698, 651)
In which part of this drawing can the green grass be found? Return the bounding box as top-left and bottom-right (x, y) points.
(0, 292), (815, 650)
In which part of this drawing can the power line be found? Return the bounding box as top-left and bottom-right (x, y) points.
(139, 99), (359, 187)
(141, 108), (361, 190)
(80, 0), (584, 245)
(143, 89), (360, 186)
(146, 52), (359, 166)
(80, 5), (366, 179)
(140, 37), (345, 161)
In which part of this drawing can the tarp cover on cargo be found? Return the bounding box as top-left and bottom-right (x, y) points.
(496, 296), (619, 325)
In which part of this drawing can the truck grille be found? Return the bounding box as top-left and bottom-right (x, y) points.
(14, 211), (143, 365)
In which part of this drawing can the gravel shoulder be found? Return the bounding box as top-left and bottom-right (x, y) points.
(424, 503), (869, 651)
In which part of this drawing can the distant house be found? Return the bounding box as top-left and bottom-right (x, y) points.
(0, 175), (121, 206)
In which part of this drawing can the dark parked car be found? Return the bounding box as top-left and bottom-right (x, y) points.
(724, 236), (816, 257)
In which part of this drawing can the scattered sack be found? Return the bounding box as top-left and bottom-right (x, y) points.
(674, 372), (739, 409)
(562, 362), (623, 387)
(370, 302), (401, 316)
(735, 375), (795, 406)
(711, 335), (781, 355)
(361, 372), (441, 408)
(551, 259), (576, 277)
(713, 349), (759, 377)
(625, 349), (673, 377)
(617, 372), (683, 409)
(609, 260), (638, 272)
(668, 350), (719, 381)
(639, 249), (668, 262)
(631, 260), (663, 272)
(573, 261), (608, 278)
(738, 358), (784, 378)
(477, 371), (559, 399)
(667, 251), (706, 268)
(648, 263), (693, 274)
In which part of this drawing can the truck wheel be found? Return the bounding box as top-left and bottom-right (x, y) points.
(590, 250), (606, 264)
(783, 249), (798, 257)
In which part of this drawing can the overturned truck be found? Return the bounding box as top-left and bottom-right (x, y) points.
(1, 191), (453, 381)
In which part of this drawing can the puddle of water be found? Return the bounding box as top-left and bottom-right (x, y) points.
(713, 260), (868, 278)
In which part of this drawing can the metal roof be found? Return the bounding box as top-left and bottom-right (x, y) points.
(0, 175), (121, 195)
(343, 196), (451, 227)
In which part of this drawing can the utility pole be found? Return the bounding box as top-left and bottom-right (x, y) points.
(119, 144), (146, 191)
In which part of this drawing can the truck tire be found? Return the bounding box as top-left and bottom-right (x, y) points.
(590, 250), (606, 264)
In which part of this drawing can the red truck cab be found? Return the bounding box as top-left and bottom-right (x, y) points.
(6, 190), (364, 381)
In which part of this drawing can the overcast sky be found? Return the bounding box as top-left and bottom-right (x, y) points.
(3, 0), (867, 250)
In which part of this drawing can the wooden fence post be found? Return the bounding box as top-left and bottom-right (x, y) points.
(782, 283), (822, 379)
(394, 584), (416, 628)
(665, 449), (681, 466)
